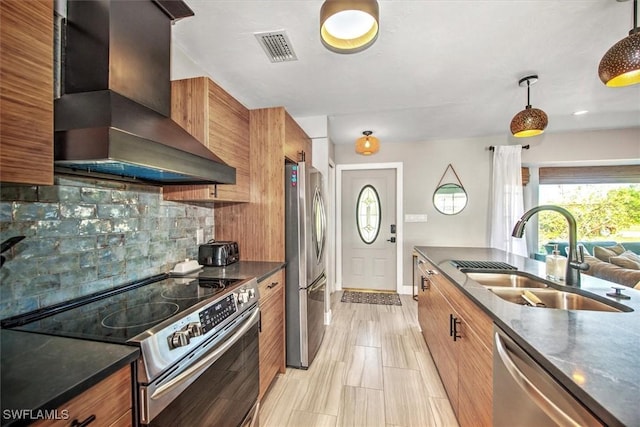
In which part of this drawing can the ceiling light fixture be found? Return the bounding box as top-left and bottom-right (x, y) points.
(355, 131), (380, 155)
(510, 75), (548, 138)
(320, 0), (379, 54)
(598, 0), (640, 87)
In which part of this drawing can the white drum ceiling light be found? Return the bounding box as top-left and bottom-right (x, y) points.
(320, 0), (379, 54)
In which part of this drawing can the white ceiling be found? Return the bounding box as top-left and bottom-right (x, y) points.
(172, 0), (640, 145)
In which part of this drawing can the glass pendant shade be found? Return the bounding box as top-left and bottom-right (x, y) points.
(598, 31), (640, 87)
(355, 131), (380, 155)
(320, 0), (379, 53)
(510, 106), (549, 138)
(510, 75), (548, 138)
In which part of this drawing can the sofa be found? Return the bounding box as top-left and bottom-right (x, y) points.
(543, 241), (640, 288)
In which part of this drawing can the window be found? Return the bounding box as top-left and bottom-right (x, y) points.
(356, 185), (381, 244)
(537, 166), (640, 252)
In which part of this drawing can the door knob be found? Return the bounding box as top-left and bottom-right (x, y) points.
(387, 237), (396, 243)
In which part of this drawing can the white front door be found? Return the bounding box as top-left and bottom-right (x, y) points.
(341, 168), (397, 291)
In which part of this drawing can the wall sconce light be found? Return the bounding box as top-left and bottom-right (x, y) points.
(598, 0), (640, 87)
(320, 0), (379, 54)
(510, 75), (548, 138)
(355, 131), (380, 155)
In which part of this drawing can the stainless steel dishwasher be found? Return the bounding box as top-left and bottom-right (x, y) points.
(493, 326), (603, 427)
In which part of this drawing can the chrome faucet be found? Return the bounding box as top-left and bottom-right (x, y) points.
(512, 205), (589, 286)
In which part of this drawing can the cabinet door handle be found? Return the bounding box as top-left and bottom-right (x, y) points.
(267, 281), (279, 289)
(71, 415), (96, 427)
(420, 276), (429, 291)
(449, 313), (454, 337)
(452, 316), (462, 341)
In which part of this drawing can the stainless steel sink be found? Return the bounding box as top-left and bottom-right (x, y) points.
(488, 288), (628, 312)
(465, 271), (549, 288)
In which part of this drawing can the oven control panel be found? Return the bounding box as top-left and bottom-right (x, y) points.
(199, 294), (237, 334)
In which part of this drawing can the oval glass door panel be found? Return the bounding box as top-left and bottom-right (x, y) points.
(313, 187), (327, 262)
(433, 183), (468, 215)
(356, 185), (381, 244)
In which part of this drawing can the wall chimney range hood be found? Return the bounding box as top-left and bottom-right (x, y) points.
(54, 0), (236, 185)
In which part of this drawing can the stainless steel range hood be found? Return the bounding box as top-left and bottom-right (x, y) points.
(54, 0), (236, 185)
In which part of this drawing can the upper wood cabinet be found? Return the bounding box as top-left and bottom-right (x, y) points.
(0, 0), (54, 185)
(163, 77), (250, 202)
(284, 112), (312, 165)
(215, 107), (311, 262)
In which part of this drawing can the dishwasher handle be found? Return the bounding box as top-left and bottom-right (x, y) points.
(494, 332), (583, 427)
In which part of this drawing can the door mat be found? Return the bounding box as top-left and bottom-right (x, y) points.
(341, 291), (402, 306)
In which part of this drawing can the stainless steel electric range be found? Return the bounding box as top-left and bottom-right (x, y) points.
(1, 273), (260, 427)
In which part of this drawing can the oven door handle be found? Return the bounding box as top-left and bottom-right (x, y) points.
(150, 307), (260, 400)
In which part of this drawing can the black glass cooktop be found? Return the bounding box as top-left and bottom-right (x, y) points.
(5, 276), (241, 345)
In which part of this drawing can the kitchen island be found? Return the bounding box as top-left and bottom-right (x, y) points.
(415, 246), (640, 427)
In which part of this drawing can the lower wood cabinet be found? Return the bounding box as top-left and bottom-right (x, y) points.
(33, 365), (132, 427)
(417, 255), (493, 427)
(258, 268), (286, 400)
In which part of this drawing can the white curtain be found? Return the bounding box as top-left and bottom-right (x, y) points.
(490, 145), (528, 256)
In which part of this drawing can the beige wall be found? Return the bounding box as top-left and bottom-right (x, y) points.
(334, 127), (640, 286)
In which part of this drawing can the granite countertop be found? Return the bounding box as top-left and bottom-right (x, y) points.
(198, 261), (285, 282)
(415, 246), (640, 427)
(0, 329), (139, 426)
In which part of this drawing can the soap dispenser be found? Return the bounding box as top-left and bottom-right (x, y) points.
(546, 244), (566, 281)
(554, 247), (567, 281)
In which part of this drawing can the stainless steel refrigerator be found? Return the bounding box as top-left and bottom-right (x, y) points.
(285, 162), (327, 369)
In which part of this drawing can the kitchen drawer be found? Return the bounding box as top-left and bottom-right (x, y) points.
(33, 365), (131, 427)
(259, 269), (285, 299)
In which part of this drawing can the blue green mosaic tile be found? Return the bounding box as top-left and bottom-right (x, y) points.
(14, 202), (59, 221)
(0, 176), (214, 318)
(60, 204), (96, 219)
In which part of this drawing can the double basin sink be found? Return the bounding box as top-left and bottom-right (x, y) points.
(464, 271), (632, 313)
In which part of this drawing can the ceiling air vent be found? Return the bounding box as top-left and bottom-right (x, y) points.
(254, 30), (298, 63)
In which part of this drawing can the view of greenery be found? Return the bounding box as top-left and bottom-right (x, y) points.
(538, 184), (640, 251)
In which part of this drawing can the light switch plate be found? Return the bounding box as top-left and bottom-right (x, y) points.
(405, 214), (428, 223)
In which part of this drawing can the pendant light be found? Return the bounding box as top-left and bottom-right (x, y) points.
(320, 0), (379, 54)
(598, 0), (640, 87)
(510, 75), (548, 138)
(355, 131), (380, 155)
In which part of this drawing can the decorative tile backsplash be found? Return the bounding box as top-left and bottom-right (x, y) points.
(0, 176), (214, 319)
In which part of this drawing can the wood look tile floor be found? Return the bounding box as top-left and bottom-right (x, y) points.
(259, 292), (459, 427)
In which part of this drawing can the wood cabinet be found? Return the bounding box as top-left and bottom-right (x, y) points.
(258, 268), (286, 400)
(164, 77), (250, 202)
(283, 112), (312, 166)
(416, 254), (493, 427)
(214, 107), (311, 261)
(0, 0), (54, 185)
(33, 365), (132, 427)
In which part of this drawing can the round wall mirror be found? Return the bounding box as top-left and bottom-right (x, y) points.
(433, 183), (468, 215)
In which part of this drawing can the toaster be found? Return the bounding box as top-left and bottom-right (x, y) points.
(198, 241), (239, 266)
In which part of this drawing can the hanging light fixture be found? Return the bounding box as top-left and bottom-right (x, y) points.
(355, 131), (380, 155)
(510, 75), (548, 138)
(598, 0), (640, 87)
(320, 0), (379, 54)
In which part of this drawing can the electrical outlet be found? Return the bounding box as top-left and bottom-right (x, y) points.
(196, 229), (204, 245)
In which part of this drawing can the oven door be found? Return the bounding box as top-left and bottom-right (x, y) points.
(140, 306), (260, 426)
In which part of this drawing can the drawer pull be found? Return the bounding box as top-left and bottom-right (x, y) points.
(267, 282), (279, 289)
(71, 415), (96, 427)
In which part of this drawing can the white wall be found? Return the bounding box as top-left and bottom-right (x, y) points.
(334, 127), (640, 286)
